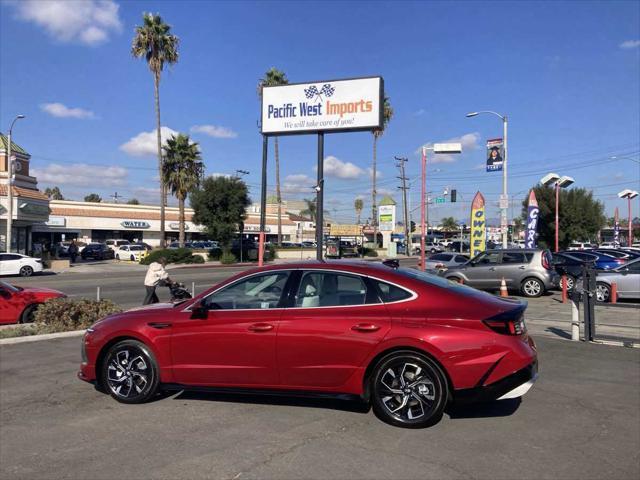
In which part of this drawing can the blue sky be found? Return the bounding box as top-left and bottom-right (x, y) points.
(1, 0), (639, 224)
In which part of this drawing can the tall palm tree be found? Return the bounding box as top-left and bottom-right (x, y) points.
(162, 134), (204, 247)
(132, 13), (179, 248)
(371, 96), (393, 237)
(300, 198), (317, 224)
(440, 216), (459, 231)
(354, 198), (364, 224)
(257, 67), (288, 246)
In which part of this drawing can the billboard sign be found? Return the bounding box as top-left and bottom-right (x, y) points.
(261, 77), (383, 135)
(525, 190), (539, 249)
(378, 204), (395, 232)
(470, 191), (486, 258)
(486, 138), (504, 172)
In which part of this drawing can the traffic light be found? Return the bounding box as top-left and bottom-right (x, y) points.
(410, 221), (416, 232)
(508, 225), (514, 236)
(451, 189), (457, 203)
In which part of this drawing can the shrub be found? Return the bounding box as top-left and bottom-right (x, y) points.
(33, 298), (122, 333)
(220, 251), (237, 264)
(140, 248), (199, 265)
(265, 244), (277, 261)
(208, 247), (222, 261)
(183, 254), (205, 264)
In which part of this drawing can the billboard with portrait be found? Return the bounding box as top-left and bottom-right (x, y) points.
(486, 138), (504, 172)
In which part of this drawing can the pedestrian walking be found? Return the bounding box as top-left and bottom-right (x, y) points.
(143, 257), (171, 305)
(68, 240), (79, 264)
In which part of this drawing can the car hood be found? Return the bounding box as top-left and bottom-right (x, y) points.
(126, 302), (175, 312)
(16, 286), (65, 297)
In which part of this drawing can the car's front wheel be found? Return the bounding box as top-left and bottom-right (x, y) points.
(521, 277), (544, 297)
(596, 282), (611, 302)
(19, 265), (34, 277)
(20, 304), (40, 323)
(101, 340), (160, 404)
(370, 352), (448, 428)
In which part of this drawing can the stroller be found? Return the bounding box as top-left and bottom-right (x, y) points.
(167, 281), (192, 302)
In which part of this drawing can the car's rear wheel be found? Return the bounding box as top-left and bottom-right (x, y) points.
(596, 282), (610, 302)
(20, 304), (40, 323)
(446, 276), (464, 284)
(19, 265), (34, 277)
(102, 340), (159, 404)
(371, 352), (448, 428)
(521, 277), (544, 297)
(562, 275), (576, 291)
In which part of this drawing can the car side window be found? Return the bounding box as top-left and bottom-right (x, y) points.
(296, 272), (368, 307)
(203, 272), (290, 310)
(455, 255), (467, 263)
(0, 254), (21, 261)
(475, 252), (500, 265)
(431, 254), (447, 261)
(502, 252), (526, 264)
(373, 280), (413, 303)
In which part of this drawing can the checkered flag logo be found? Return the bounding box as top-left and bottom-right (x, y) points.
(304, 83), (335, 102)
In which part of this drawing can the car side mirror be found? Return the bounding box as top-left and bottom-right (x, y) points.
(190, 300), (208, 319)
(0, 289), (11, 299)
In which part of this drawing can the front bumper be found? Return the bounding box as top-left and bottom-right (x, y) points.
(453, 360), (538, 404)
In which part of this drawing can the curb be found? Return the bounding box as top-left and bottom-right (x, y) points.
(0, 329), (85, 346)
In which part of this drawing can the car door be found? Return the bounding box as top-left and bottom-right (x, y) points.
(495, 251), (529, 288)
(616, 261), (640, 298)
(276, 270), (391, 389)
(169, 271), (292, 387)
(0, 254), (21, 276)
(0, 284), (23, 323)
(464, 252), (502, 288)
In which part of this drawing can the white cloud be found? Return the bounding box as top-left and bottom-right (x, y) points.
(368, 167), (383, 179)
(282, 173), (315, 194)
(10, 0), (122, 46)
(119, 127), (179, 157)
(191, 124), (238, 139)
(619, 40), (640, 49)
(32, 163), (127, 187)
(377, 188), (395, 197)
(40, 102), (95, 119)
(416, 132), (480, 163)
(321, 156), (366, 179)
(414, 108), (426, 116)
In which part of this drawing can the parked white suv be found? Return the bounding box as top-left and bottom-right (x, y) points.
(105, 239), (130, 252)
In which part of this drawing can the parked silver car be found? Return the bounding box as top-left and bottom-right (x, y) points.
(423, 252), (468, 270)
(595, 258), (640, 302)
(443, 249), (559, 297)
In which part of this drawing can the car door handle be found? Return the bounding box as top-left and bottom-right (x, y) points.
(147, 322), (172, 329)
(351, 323), (381, 333)
(248, 323), (274, 332)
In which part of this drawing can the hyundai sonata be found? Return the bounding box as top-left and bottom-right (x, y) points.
(79, 261), (537, 428)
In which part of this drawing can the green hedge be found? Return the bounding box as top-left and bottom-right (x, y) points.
(220, 251), (237, 264)
(33, 298), (122, 334)
(140, 248), (203, 265)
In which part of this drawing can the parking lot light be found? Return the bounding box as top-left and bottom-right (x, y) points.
(618, 189), (639, 246)
(541, 172), (576, 252)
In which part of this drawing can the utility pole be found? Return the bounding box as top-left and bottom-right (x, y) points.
(110, 192), (125, 203)
(5, 115), (25, 253)
(395, 156), (410, 257)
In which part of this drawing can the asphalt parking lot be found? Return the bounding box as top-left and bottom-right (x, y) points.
(1, 335), (638, 479)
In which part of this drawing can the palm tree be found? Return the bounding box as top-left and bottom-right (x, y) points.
(371, 96), (393, 235)
(162, 134), (204, 247)
(354, 198), (364, 224)
(300, 198), (317, 223)
(440, 217), (459, 231)
(257, 67), (289, 246)
(132, 13), (179, 248)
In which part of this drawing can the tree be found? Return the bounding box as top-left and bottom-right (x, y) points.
(162, 133), (204, 247)
(84, 193), (102, 203)
(190, 176), (250, 248)
(127, 198), (140, 205)
(44, 186), (64, 200)
(354, 197), (364, 224)
(300, 198), (318, 223)
(440, 217), (458, 231)
(513, 217), (524, 238)
(521, 185), (605, 249)
(132, 12), (179, 248)
(258, 67), (289, 246)
(371, 96), (393, 233)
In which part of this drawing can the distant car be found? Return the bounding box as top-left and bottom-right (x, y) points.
(552, 252), (589, 291)
(0, 280), (66, 324)
(168, 241), (194, 249)
(105, 239), (130, 252)
(598, 242), (617, 249)
(447, 241), (470, 253)
(444, 249), (559, 297)
(568, 242), (597, 251)
(595, 258), (640, 302)
(422, 252), (468, 270)
(301, 241), (317, 248)
(0, 253), (44, 277)
(115, 245), (146, 262)
(81, 243), (115, 261)
(135, 242), (154, 251)
(414, 242), (444, 255)
(563, 250), (624, 271)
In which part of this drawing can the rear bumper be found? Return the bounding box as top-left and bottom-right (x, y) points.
(453, 360), (538, 404)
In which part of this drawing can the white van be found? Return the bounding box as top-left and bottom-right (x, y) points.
(105, 239), (130, 252)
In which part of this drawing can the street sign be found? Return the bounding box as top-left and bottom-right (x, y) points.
(433, 143), (462, 154)
(499, 194), (509, 209)
(435, 197), (445, 204)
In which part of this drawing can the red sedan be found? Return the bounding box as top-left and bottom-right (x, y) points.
(0, 281), (66, 324)
(79, 261), (537, 428)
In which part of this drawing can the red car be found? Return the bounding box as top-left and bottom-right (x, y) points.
(79, 261), (538, 428)
(0, 281), (66, 324)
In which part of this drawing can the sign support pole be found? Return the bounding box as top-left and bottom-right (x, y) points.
(258, 135), (268, 267)
(316, 132), (324, 261)
(420, 147), (426, 271)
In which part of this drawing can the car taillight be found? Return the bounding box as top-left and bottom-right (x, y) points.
(614, 258), (626, 264)
(483, 315), (527, 335)
(541, 254), (550, 270)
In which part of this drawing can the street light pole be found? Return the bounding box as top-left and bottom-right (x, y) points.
(555, 182), (560, 252)
(618, 189), (639, 246)
(541, 173), (574, 252)
(5, 115), (25, 253)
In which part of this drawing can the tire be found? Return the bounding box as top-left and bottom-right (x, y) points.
(562, 275), (576, 291)
(596, 282), (611, 303)
(19, 265), (34, 277)
(430, 248), (437, 253)
(101, 339), (160, 404)
(130, 255), (135, 261)
(370, 351), (448, 428)
(20, 304), (40, 323)
(521, 277), (544, 297)
(446, 276), (464, 284)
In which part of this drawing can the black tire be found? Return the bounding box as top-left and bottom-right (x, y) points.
(130, 255), (135, 261)
(370, 351), (448, 428)
(596, 282), (611, 303)
(445, 276), (464, 284)
(101, 340), (160, 404)
(562, 275), (576, 291)
(19, 265), (34, 277)
(20, 304), (40, 323)
(521, 277), (544, 297)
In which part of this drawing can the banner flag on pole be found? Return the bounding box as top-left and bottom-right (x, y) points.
(525, 190), (539, 249)
(470, 191), (486, 258)
(614, 207), (620, 248)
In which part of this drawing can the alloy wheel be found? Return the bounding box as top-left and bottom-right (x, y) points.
(596, 283), (610, 302)
(19, 266), (33, 277)
(522, 279), (542, 297)
(378, 362), (436, 421)
(106, 347), (152, 400)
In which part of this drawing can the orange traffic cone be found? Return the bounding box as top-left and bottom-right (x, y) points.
(500, 277), (508, 297)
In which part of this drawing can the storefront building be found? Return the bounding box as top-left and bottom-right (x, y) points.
(0, 134), (50, 254)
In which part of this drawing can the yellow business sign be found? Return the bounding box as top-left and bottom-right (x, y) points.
(470, 191), (486, 258)
(329, 224), (362, 236)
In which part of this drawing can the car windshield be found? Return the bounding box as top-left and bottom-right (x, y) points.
(0, 281), (20, 292)
(130, 246), (144, 251)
